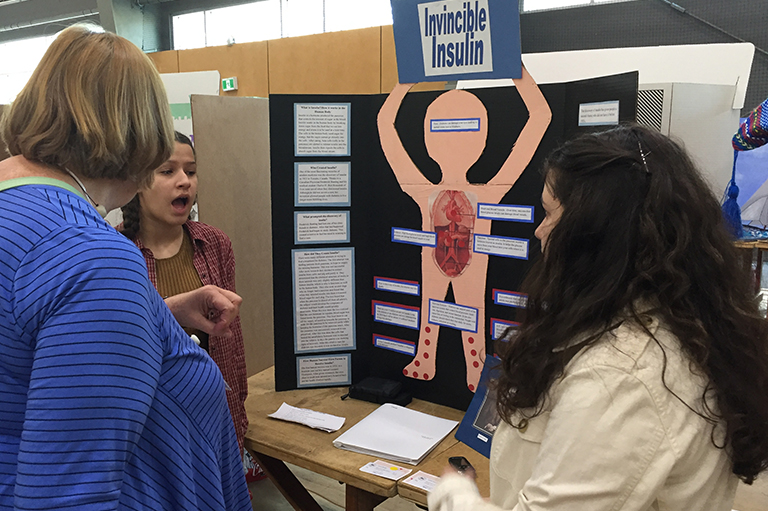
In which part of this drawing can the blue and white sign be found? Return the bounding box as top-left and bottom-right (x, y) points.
(374, 276), (421, 296)
(391, 227), (438, 247)
(373, 334), (417, 356)
(490, 318), (519, 340)
(578, 100), (620, 127)
(430, 117), (481, 132)
(391, 0), (521, 83)
(492, 289), (528, 308)
(473, 233), (529, 260)
(477, 203), (534, 223)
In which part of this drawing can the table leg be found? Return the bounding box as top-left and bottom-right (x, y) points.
(250, 451), (324, 511)
(345, 485), (387, 511)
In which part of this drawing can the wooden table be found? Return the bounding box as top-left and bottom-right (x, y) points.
(396, 441), (489, 507)
(734, 240), (768, 295)
(244, 367), (490, 511)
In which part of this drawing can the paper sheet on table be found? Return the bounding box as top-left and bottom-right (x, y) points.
(359, 460), (412, 481)
(268, 402), (345, 432)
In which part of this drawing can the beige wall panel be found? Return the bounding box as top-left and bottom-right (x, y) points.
(179, 42), (269, 98)
(191, 95), (274, 377)
(380, 24), (446, 94)
(147, 50), (179, 73)
(381, 25), (398, 93)
(269, 27), (381, 94)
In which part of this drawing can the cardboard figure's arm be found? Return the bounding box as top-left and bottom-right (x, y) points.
(378, 82), (432, 186)
(488, 65), (552, 187)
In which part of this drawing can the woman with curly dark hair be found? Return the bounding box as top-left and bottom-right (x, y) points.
(429, 124), (768, 511)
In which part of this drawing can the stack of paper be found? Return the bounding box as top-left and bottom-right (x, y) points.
(333, 403), (458, 465)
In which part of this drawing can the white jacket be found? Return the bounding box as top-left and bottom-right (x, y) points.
(429, 317), (737, 511)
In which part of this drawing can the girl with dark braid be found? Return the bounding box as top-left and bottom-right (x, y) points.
(121, 132), (249, 455)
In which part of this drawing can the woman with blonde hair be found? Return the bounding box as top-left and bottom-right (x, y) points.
(0, 25), (250, 510)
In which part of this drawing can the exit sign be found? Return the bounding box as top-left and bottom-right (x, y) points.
(222, 77), (238, 92)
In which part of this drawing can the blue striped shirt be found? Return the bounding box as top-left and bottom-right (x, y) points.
(0, 184), (250, 510)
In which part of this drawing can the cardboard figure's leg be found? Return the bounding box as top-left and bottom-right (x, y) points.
(460, 324), (485, 392)
(450, 254), (489, 391)
(403, 253), (449, 381)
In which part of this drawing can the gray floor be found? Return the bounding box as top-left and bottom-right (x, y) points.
(248, 466), (340, 511)
(249, 463), (420, 511)
(250, 463), (768, 511)
(248, 478), (340, 511)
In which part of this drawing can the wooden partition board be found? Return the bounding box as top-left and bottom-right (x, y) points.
(147, 50), (179, 73)
(381, 24), (447, 94)
(179, 41), (269, 98)
(268, 27), (381, 94)
(191, 95), (275, 377)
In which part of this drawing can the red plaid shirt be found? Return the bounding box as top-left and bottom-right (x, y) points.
(133, 221), (248, 452)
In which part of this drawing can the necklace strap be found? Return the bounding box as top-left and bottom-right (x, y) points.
(0, 176), (86, 199)
(63, 168), (100, 207)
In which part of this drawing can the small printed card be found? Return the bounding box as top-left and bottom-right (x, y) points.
(359, 460), (412, 481)
(401, 470), (440, 492)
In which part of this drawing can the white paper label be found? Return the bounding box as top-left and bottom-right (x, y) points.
(293, 249), (355, 352)
(295, 212), (349, 243)
(474, 234), (528, 259)
(428, 300), (478, 332)
(359, 460), (412, 481)
(295, 103), (350, 155)
(578, 100), (620, 126)
(296, 162), (350, 205)
(392, 228), (437, 247)
(374, 303), (420, 330)
(477, 203), (533, 222)
(430, 118), (480, 132)
(402, 470), (440, 492)
(297, 355), (350, 387)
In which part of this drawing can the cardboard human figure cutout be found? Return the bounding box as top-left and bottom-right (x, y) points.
(377, 66), (550, 391)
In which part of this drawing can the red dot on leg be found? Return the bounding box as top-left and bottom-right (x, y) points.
(468, 337), (474, 344)
(470, 349), (477, 356)
(468, 384), (475, 392)
(473, 361), (479, 368)
(414, 360), (420, 367)
(424, 339), (431, 346)
(423, 373), (429, 379)
(423, 353), (429, 359)
(425, 326), (431, 333)
(413, 372), (419, 378)
(403, 369), (408, 376)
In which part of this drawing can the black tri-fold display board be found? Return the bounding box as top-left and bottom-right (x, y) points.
(271, 71), (638, 410)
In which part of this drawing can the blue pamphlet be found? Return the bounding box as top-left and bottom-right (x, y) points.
(454, 354), (502, 458)
(390, 0), (521, 83)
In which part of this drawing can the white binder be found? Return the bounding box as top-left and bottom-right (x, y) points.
(333, 403), (459, 465)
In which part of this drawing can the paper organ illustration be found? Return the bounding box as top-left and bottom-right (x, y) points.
(433, 190), (475, 277)
(377, 66), (551, 391)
